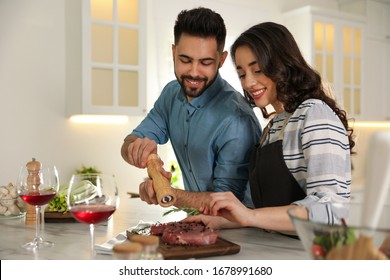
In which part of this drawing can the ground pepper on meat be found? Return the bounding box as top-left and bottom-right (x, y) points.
(150, 221), (219, 246)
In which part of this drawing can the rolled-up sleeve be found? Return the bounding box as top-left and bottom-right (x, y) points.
(293, 193), (349, 224)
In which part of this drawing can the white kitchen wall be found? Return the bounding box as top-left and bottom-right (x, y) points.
(0, 0), (360, 195)
(351, 126), (390, 189)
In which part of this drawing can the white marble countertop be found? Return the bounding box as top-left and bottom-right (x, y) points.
(0, 196), (307, 260)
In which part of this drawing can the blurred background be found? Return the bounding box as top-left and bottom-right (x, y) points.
(0, 0), (389, 197)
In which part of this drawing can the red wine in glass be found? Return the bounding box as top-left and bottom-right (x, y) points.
(16, 163), (59, 250)
(67, 173), (119, 258)
(70, 205), (116, 224)
(20, 191), (56, 206)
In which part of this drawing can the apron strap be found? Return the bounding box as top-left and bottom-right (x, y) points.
(277, 113), (292, 140)
(259, 113), (292, 146)
(259, 122), (271, 147)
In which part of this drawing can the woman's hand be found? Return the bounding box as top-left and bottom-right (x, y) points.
(186, 191), (302, 232)
(182, 214), (239, 229)
(201, 191), (254, 228)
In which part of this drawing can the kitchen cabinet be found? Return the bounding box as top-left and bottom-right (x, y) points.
(363, 37), (390, 120)
(356, 0), (390, 120)
(283, 6), (365, 119)
(337, 0), (390, 120)
(364, 0), (390, 39)
(65, 0), (146, 117)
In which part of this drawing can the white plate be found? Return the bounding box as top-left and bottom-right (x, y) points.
(0, 212), (26, 219)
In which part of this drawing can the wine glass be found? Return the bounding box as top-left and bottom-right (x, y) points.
(17, 163), (59, 249)
(67, 173), (119, 258)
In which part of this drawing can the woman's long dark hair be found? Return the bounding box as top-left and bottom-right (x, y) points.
(231, 22), (355, 153)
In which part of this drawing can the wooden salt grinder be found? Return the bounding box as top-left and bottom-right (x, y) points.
(146, 154), (176, 207)
(25, 158), (42, 225)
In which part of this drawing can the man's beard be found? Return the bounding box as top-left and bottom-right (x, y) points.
(177, 73), (218, 99)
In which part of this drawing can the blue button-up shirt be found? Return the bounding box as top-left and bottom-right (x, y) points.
(130, 74), (261, 202)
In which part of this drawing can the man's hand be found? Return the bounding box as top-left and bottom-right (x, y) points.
(139, 168), (172, 205)
(121, 136), (157, 168)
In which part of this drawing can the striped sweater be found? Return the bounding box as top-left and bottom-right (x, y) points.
(263, 99), (351, 224)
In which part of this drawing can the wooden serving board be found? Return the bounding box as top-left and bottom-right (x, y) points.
(44, 212), (77, 223)
(126, 231), (240, 260)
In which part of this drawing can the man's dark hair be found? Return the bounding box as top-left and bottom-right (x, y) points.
(174, 7), (226, 53)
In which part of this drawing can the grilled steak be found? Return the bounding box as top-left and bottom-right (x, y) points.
(150, 221), (218, 246)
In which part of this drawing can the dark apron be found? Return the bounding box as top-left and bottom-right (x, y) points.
(249, 114), (306, 208)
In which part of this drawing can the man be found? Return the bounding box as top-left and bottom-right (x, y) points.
(121, 7), (261, 209)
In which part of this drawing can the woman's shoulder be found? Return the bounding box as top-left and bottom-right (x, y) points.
(297, 98), (327, 110)
(291, 98), (343, 129)
(294, 99), (335, 117)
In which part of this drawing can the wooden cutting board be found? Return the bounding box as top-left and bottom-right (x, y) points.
(126, 230), (240, 259)
(44, 212), (77, 223)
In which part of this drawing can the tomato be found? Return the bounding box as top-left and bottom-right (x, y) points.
(379, 246), (390, 258)
(311, 244), (325, 259)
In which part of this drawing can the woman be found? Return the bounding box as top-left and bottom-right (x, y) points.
(185, 22), (355, 232)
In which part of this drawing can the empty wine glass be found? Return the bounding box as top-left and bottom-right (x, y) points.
(67, 173), (119, 258)
(17, 160), (59, 250)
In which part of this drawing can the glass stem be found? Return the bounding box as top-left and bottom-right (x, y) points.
(35, 206), (41, 244)
(41, 205), (46, 230)
(89, 224), (95, 258)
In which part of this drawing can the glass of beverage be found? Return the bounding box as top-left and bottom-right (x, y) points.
(17, 163), (59, 249)
(67, 173), (119, 258)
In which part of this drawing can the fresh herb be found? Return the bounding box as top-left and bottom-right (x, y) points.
(75, 165), (101, 175)
(163, 206), (201, 216)
(75, 165), (101, 185)
(130, 208), (201, 236)
(170, 161), (183, 189)
(131, 225), (151, 235)
(47, 184), (69, 212)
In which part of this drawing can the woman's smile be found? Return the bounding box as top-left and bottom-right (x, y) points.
(249, 87), (266, 100)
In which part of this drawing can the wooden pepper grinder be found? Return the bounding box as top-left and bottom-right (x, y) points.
(147, 154), (176, 207)
(25, 158), (42, 225)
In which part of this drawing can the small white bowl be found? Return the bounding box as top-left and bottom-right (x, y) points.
(112, 241), (143, 260)
(0, 197), (26, 219)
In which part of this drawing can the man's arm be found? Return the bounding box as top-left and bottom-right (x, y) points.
(172, 188), (213, 209)
(139, 178), (212, 210)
